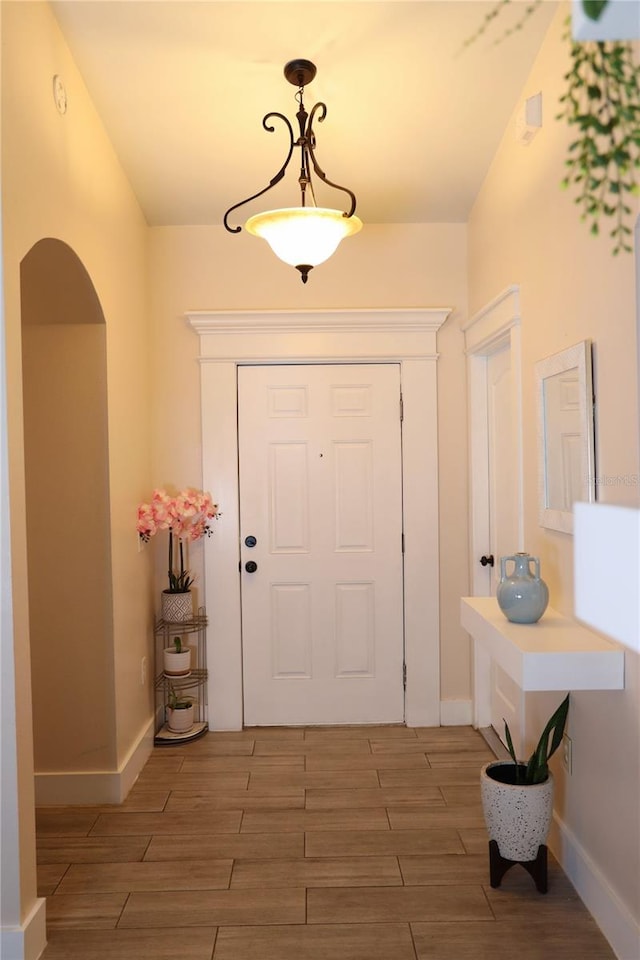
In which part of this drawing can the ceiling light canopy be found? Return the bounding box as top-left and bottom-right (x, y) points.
(223, 59), (362, 284)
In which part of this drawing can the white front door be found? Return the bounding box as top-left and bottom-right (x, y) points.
(238, 363), (404, 726)
(486, 345), (524, 753)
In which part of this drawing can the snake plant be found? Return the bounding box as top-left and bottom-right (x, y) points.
(504, 693), (570, 785)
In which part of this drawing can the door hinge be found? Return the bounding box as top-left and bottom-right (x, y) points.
(399, 393), (404, 422)
(401, 532), (405, 554)
(403, 662), (407, 690)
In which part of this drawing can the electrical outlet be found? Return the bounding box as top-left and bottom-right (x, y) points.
(562, 733), (572, 774)
(141, 656), (147, 687)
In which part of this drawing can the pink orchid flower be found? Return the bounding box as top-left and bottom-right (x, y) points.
(137, 487), (220, 592)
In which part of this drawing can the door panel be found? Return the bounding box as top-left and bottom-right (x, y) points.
(271, 583), (312, 677)
(269, 444), (308, 551)
(486, 346), (523, 754)
(487, 346), (518, 596)
(238, 363), (404, 726)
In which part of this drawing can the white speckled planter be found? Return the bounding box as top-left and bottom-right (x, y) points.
(481, 760), (554, 862)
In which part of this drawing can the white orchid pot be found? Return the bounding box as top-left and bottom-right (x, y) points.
(167, 704), (195, 733)
(481, 760), (554, 862)
(161, 590), (193, 623)
(163, 646), (191, 677)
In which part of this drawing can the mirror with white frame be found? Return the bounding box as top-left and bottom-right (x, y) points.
(535, 340), (595, 534)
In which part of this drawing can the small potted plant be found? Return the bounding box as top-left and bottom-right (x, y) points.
(163, 635), (191, 677)
(137, 487), (219, 622)
(480, 693), (570, 892)
(166, 683), (196, 733)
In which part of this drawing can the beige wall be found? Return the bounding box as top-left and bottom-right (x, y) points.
(469, 7), (639, 926)
(148, 222), (472, 701)
(1, 0), (152, 925)
(22, 322), (115, 772)
(2, 1), (153, 767)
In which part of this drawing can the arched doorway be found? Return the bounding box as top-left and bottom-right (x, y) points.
(21, 239), (115, 780)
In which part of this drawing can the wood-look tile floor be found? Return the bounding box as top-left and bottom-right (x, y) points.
(39, 725), (615, 959)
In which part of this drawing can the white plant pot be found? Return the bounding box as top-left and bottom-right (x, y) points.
(167, 704), (194, 733)
(161, 591), (193, 623)
(163, 646), (191, 677)
(481, 760), (554, 861)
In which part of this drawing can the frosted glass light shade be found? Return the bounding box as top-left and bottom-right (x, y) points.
(245, 207), (362, 268)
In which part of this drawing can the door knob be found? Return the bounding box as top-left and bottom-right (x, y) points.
(245, 561), (258, 573)
(480, 555), (495, 567)
(244, 535), (257, 548)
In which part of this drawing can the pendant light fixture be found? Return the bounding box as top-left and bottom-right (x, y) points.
(223, 59), (362, 284)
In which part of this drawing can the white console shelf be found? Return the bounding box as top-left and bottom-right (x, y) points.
(462, 596), (625, 695)
(462, 597), (624, 690)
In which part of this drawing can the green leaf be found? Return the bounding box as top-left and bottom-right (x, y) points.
(540, 694), (570, 761)
(503, 719), (518, 768)
(525, 694), (570, 784)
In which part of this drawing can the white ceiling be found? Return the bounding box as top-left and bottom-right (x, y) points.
(51, 0), (558, 227)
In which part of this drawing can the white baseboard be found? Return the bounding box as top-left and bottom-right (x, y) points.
(0, 896), (47, 960)
(34, 718), (154, 805)
(549, 813), (640, 960)
(118, 717), (155, 799)
(439, 699), (473, 726)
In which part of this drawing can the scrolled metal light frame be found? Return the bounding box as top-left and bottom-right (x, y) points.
(223, 59), (360, 283)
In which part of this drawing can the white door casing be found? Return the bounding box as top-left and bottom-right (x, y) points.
(462, 288), (524, 736)
(188, 308), (450, 730)
(238, 364), (404, 725)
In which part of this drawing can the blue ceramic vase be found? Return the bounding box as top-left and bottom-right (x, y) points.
(496, 553), (549, 624)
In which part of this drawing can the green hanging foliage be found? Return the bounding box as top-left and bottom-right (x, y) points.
(462, 0), (639, 255)
(582, 0), (610, 21)
(460, 0), (542, 52)
(557, 31), (640, 255)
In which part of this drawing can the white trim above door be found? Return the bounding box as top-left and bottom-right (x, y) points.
(188, 307), (450, 730)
